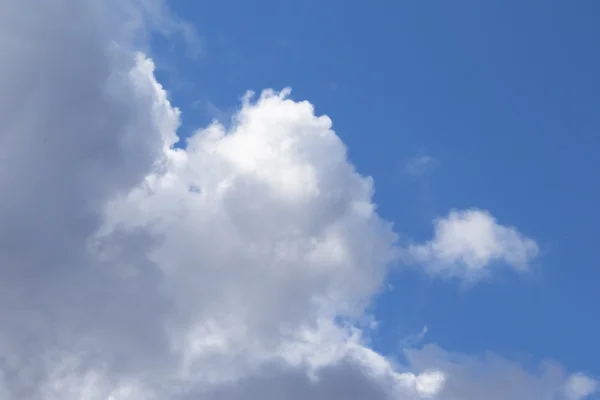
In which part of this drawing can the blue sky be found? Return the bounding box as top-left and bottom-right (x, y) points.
(158, 0), (600, 376)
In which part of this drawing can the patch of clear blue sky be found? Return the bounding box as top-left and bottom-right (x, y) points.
(153, 1), (600, 375)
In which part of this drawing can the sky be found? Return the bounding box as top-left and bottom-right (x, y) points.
(0, 0), (598, 399)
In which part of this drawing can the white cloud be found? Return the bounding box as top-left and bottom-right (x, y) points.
(564, 373), (598, 400)
(414, 370), (446, 397)
(0, 0), (593, 399)
(408, 209), (539, 281)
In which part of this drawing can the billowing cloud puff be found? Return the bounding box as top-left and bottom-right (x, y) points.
(564, 373), (598, 400)
(408, 209), (539, 281)
(0, 0), (595, 399)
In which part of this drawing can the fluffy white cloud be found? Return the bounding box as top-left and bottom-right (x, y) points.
(408, 209), (539, 281)
(0, 0), (594, 399)
(564, 373), (598, 400)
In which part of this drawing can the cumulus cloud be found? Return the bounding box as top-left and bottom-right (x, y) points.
(0, 0), (593, 399)
(408, 209), (539, 281)
(564, 373), (598, 400)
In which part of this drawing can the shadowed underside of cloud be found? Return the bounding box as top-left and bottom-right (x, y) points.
(0, 0), (596, 399)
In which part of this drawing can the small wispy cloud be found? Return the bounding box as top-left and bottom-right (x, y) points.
(404, 154), (438, 178)
(399, 326), (429, 349)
